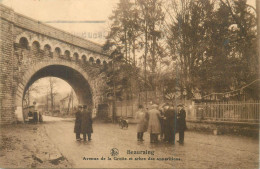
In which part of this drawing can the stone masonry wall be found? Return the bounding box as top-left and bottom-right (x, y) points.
(0, 5), (16, 124)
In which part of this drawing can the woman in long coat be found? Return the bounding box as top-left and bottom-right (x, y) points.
(74, 106), (82, 141)
(81, 105), (93, 141)
(135, 105), (148, 141)
(147, 104), (161, 143)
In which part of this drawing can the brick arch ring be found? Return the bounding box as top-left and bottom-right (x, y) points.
(14, 60), (97, 122)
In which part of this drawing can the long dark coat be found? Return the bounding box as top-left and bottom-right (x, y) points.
(33, 111), (38, 122)
(81, 110), (93, 134)
(74, 111), (82, 133)
(177, 109), (186, 131)
(164, 109), (177, 133)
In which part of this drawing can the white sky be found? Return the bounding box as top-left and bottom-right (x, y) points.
(2, 0), (119, 44)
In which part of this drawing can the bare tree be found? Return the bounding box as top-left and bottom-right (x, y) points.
(48, 77), (58, 112)
(67, 89), (74, 113)
(23, 81), (41, 107)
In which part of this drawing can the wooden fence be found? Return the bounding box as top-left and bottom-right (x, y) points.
(192, 100), (260, 123)
(115, 100), (138, 118)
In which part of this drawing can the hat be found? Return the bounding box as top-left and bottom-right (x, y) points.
(151, 104), (158, 109)
(177, 104), (184, 107)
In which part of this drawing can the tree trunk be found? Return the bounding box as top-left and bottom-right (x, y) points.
(257, 0), (260, 77)
(145, 20), (148, 106)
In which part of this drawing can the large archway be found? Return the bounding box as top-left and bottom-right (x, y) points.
(15, 60), (96, 122)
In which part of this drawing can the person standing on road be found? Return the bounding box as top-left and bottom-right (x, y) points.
(177, 104), (186, 144)
(74, 105), (83, 141)
(33, 110), (38, 124)
(147, 104), (161, 143)
(81, 105), (93, 141)
(159, 103), (169, 141)
(135, 105), (148, 141)
(164, 105), (177, 144)
(28, 106), (34, 124)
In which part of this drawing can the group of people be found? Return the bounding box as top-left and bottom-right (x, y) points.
(74, 105), (93, 141)
(135, 103), (186, 144)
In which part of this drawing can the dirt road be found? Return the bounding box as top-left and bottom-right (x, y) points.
(0, 116), (258, 168)
(44, 118), (259, 168)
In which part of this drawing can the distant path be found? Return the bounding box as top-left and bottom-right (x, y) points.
(43, 117), (259, 168)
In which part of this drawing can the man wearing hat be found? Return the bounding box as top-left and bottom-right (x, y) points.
(81, 105), (93, 141)
(147, 103), (162, 143)
(164, 105), (177, 144)
(177, 104), (186, 144)
(74, 105), (83, 141)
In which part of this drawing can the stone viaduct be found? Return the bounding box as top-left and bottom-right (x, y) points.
(0, 4), (110, 124)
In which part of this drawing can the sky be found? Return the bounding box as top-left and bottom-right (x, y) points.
(2, 0), (119, 44)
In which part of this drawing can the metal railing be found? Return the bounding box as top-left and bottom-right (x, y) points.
(191, 101), (260, 123)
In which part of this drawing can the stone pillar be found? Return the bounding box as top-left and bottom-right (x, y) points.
(0, 4), (17, 124)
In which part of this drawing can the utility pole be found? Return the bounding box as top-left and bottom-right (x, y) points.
(112, 55), (116, 123)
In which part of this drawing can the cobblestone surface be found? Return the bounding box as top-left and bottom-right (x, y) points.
(44, 118), (259, 168)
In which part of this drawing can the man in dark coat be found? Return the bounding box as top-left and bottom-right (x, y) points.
(177, 104), (186, 144)
(81, 105), (93, 141)
(33, 110), (38, 124)
(74, 105), (83, 141)
(159, 103), (170, 141)
(28, 106), (34, 124)
(164, 105), (177, 144)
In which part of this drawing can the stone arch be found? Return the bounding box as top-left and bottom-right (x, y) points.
(102, 60), (108, 67)
(15, 32), (31, 44)
(102, 60), (108, 70)
(96, 58), (101, 65)
(64, 50), (71, 60)
(19, 37), (29, 49)
(43, 44), (52, 58)
(31, 41), (41, 54)
(82, 55), (87, 62)
(73, 52), (79, 61)
(54, 47), (61, 58)
(53, 45), (64, 55)
(42, 42), (54, 52)
(89, 57), (94, 64)
(14, 60), (97, 122)
(29, 36), (41, 47)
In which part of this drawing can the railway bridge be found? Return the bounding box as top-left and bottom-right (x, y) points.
(0, 4), (110, 124)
